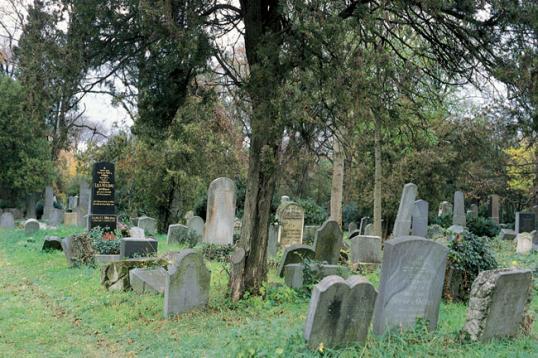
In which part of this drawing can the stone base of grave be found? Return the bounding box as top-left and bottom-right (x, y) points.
(95, 254), (121, 265)
(129, 267), (167, 294)
(499, 229), (516, 241)
(120, 238), (158, 259)
(63, 212), (78, 226)
(100, 257), (168, 291)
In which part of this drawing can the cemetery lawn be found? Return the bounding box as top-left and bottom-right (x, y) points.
(1, 227), (537, 357)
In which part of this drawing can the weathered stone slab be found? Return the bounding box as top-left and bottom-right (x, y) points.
(277, 202), (304, 247)
(164, 249), (211, 317)
(463, 268), (533, 341)
(392, 183), (417, 237)
(0, 212), (15, 229)
(100, 257), (168, 291)
(61, 234), (95, 267)
(438, 201), (452, 217)
(350, 235), (382, 264)
(373, 236), (448, 335)
(470, 204), (479, 218)
(489, 194), (500, 224)
(26, 193), (37, 219)
(120, 238), (158, 259)
(63, 212), (78, 226)
(303, 225), (318, 245)
(42, 236), (63, 251)
(411, 199), (428, 238)
(348, 222), (357, 233)
(313, 220), (342, 264)
(137, 216), (157, 236)
(24, 219), (40, 235)
(452, 191), (466, 227)
(284, 263), (339, 289)
(129, 267), (167, 294)
(364, 223), (374, 236)
(167, 224), (190, 245)
(129, 226), (145, 239)
(49, 208), (64, 226)
(187, 216), (204, 237)
(43, 185), (54, 222)
(304, 275), (377, 349)
(266, 223), (278, 258)
(359, 217), (371, 235)
(94, 254), (121, 265)
(516, 233), (533, 255)
(515, 212), (535, 234)
(77, 181), (91, 227)
(499, 228), (516, 241)
(278, 244), (316, 277)
(203, 177), (236, 245)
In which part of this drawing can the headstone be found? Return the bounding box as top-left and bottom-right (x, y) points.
(373, 236), (448, 335)
(283, 263), (340, 289)
(89, 162), (117, 232)
(25, 193), (37, 219)
(183, 210), (194, 222)
(129, 226), (145, 239)
(43, 186), (54, 221)
(0, 212), (15, 228)
(470, 204), (479, 218)
(411, 199), (429, 238)
(349, 229), (360, 240)
(304, 275), (377, 349)
(6, 208), (23, 220)
(359, 217), (371, 235)
(276, 202), (305, 247)
(120, 238), (158, 259)
(278, 244), (316, 277)
(164, 249), (211, 317)
(167, 224), (190, 245)
(438, 201), (452, 217)
(129, 267), (167, 294)
(24, 219), (39, 235)
(515, 212), (535, 234)
(187, 216), (204, 237)
(303, 225), (318, 245)
(348, 222), (357, 233)
(313, 220), (342, 264)
(532, 230), (538, 250)
(67, 196), (76, 211)
(499, 228), (516, 241)
(77, 181), (91, 227)
(61, 235), (95, 267)
(392, 183), (418, 237)
(48, 208), (65, 226)
(42, 236), (63, 251)
(266, 223), (278, 258)
(489, 194), (500, 224)
(452, 191), (466, 227)
(463, 268), (533, 341)
(515, 233), (533, 255)
(364, 223), (374, 236)
(203, 177), (236, 245)
(100, 257), (168, 291)
(281, 195), (290, 203)
(350, 235), (382, 264)
(138, 216), (157, 236)
(63, 212), (78, 226)
(94, 254), (120, 265)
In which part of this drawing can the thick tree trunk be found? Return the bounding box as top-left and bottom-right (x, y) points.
(373, 113), (383, 238)
(330, 134), (344, 227)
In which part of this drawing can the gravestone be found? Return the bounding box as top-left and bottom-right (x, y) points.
(303, 225), (318, 245)
(283, 263), (340, 289)
(348, 222), (357, 233)
(373, 236), (448, 335)
(43, 186), (54, 222)
(129, 226), (145, 239)
(0, 212), (15, 228)
(278, 244), (316, 277)
(349, 229), (361, 240)
(42, 236), (63, 251)
(101, 257), (167, 291)
(516, 233), (533, 255)
(187, 216), (204, 237)
(277, 202), (305, 247)
(89, 162), (117, 232)
(470, 204), (479, 218)
(452, 191), (466, 227)
(392, 183), (418, 237)
(129, 267), (167, 294)
(25, 193), (37, 219)
(61, 235), (95, 267)
(63, 212), (78, 226)
(266, 223), (278, 258)
(304, 275), (377, 349)
(438, 201), (452, 217)
(138, 216), (157, 236)
(499, 228), (516, 241)
(167, 224), (190, 245)
(489, 194), (500, 224)
(24, 219), (40, 235)
(281, 195), (290, 203)
(411, 199), (429, 238)
(203, 177), (236, 245)
(313, 220), (342, 264)
(359, 217), (371, 235)
(515, 212), (535, 234)
(49, 208), (64, 226)
(463, 268), (533, 342)
(77, 180), (91, 227)
(364, 223), (374, 236)
(350, 235), (382, 264)
(67, 196), (78, 211)
(164, 249), (211, 317)
(120, 238), (158, 259)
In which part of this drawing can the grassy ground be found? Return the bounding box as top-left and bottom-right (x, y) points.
(0, 226), (536, 357)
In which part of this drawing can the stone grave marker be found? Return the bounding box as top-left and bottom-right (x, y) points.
(411, 199), (429, 238)
(266, 223), (278, 258)
(304, 275), (377, 349)
(364, 223), (374, 236)
(350, 235), (382, 264)
(515, 212), (535, 234)
(25, 193), (37, 219)
(489, 194), (500, 224)
(516, 233), (533, 255)
(303, 225), (318, 245)
(277, 202), (304, 247)
(373, 236), (448, 335)
(164, 249), (211, 317)
(129, 226), (145, 239)
(89, 162), (117, 232)
(187, 216), (204, 237)
(348, 222), (357, 233)
(43, 186), (54, 222)
(64, 212), (78, 226)
(392, 183), (418, 237)
(48, 209), (65, 226)
(0, 212), (15, 228)
(138, 216), (157, 236)
(278, 244), (316, 277)
(452, 191), (466, 227)
(203, 177), (236, 245)
(283, 263), (339, 289)
(167, 224), (190, 245)
(470, 204), (479, 218)
(68, 196), (78, 211)
(359, 217), (371, 235)
(349, 229), (360, 240)
(499, 228), (516, 241)
(463, 268), (533, 341)
(120, 238), (158, 259)
(438, 201), (452, 217)
(24, 219), (40, 235)
(129, 267), (167, 294)
(313, 220), (342, 264)
(77, 180), (91, 227)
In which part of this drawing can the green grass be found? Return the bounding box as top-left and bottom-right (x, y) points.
(0, 226), (537, 357)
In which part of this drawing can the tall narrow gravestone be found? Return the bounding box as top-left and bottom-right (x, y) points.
(77, 181), (91, 227)
(25, 193), (36, 219)
(438, 201), (452, 217)
(373, 236), (448, 335)
(392, 183), (417, 238)
(277, 202), (305, 247)
(89, 162), (117, 232)
(313, 220), (342, 264)
(515, 212), (535, 234)
(203, 177), (236, 245)
(43, 186), (54, 222)
(452, 191), (466, 227)
(187, 216), (204, 237)
(411, 200), (428, 238)
(489, 194), (500, 224)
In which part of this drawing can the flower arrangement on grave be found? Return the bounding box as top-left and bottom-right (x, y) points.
(89, 227), (122, 255)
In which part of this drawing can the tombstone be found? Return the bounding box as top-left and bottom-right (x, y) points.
(233, 217), (242, 238)
(515, 212), (535, 234)
(129, 267), (167, 295)
(88, 162), (117, 232)
(164, 249), (211, 318)
(349, 229), (361, 240)
(61, 235), (95, 267)
(304, 275), (377, 349)
(532, 230), (538, 250)
(43, 186), (54, 221)
(499, 228), (516, 241)
(276, 202), (305, 247)
(452, 191), (466, 228)
(515, 233), (533, 255)
(187, 216), (204, 237)
(167, 224), (190, 245)
(281, 195), (290, 203)
(49, 208), (65, 227)
(303, 225), (318, 245)
(411, 200), (429, 238)
(203, 177), (236, 245)
(364, 223), (374, 236)
(67, 196), (78, 211)
(24, 219), (40, 235)
(77, 180), (91, 227)
(278, 244), (316, 277)
(392, 183), (418, 238)
(470, 204), (479, 218)
(313, 220), (342, 264)
(129, 226), (145, 239)
(42, 236), (63, 251)
(283, 263), (339, 289)
(266, 223), (279, 258)
(373, 236), (448, 335)
(348, 222), (357, 233)
(533, 206), (538, 230)
(0, 212), (15, 228)
(463, 268), (533, 341)
(489, 194), (500, 224)
(120, 238), (158, 259)
(25, 193), (37, 219)
(63, 212), (78, 226)
(183, 210), (194, 222)
(350, 236), (382, 264)
(438, 201), (452, 217)
(138, 216), (157, 236)
(359, 217), (371, 235)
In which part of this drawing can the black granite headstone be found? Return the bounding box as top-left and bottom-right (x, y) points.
(89, 162), (117, 232)
(515, 212), (535, 234)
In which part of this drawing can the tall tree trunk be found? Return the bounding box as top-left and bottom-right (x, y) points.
(373, 113), (383, 238)
(330, 133), (344, 227)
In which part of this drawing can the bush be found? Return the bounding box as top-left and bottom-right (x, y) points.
(296, 198), (327, 225)
(466, 215), (500, 238)
(199, 243), (234, 262)
(89, 227), (122, 255)
(343, 203), (361, 227)
(431, 213), (452, 228)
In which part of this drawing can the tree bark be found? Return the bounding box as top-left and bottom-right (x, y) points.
(373, 112), (383, 238)
(330, 133), (345, 227)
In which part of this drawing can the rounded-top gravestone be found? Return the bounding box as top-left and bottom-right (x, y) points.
(203, 177), (236, 245)
(0, 212), (15, 229)
(24, 219), (40, 235)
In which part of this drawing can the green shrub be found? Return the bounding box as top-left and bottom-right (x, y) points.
(466, 215), (500, 238)
(199, 243), (234, 262)
(431, 213), (452, 228)
(296, 198), (326, 225)
(89, 227), (122, 255)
